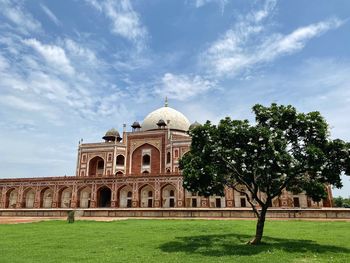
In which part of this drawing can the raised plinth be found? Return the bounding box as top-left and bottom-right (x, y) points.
(1, 208), (350, 219)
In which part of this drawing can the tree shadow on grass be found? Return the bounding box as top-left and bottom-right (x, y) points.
(159, 233), (350, 257)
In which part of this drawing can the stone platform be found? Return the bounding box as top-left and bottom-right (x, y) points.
(1, 208), (350, 219)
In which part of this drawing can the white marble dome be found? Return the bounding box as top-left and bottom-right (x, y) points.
(142, 106), (191, 131)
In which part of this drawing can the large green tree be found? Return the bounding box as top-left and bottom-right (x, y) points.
(180, 104), (350, 245)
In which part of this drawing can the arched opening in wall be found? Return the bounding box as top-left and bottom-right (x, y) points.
(59, 187), (72, 208)
(209, 195), (225, 208)
(191, 192), (198, 208)
(142, 171), (149, 175)
(166, 152), (171, 164)
(41, 188), (53, 208)
(142, 154), (150, 165)
(88, 156), (105, 177)
(174, 149), (179, 158)
(78, 187), (91, 208)
(116, 171), (124, 176)
(23, 188), (35, 208)
(132, 143), (161, 174)
(166, 168), (171, 174)
(293, 197), (300, 207)
(140, 185), (154, 208)
(235, 188), (247, 207)
(118, 185), (133, 208)
(162, 184), (176, 208)
(97, 186), (111, 207)
(185, 191), (200, 208)
(6, 188), (18, 208)
(116, 155), (125, 166)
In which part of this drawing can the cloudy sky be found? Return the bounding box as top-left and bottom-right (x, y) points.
(0, 0), (349, 197)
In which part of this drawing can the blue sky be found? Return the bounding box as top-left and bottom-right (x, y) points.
(0, 0), (349, 197)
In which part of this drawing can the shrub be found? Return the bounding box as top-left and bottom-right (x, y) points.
(67, 210), (75, 223)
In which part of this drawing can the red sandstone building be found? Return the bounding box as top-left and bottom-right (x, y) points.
(0, 102), (333, 210)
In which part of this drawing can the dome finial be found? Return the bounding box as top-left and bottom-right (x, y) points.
(165, 96), (168, 107)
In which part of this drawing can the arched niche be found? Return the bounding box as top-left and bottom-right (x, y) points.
(119, 185), (133, 208)
(162, 184), (176, 208)
(139, 185), (154, 208)
(88, 156), (105, 177)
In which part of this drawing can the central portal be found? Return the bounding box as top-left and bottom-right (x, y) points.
(98, 187), (111, 207)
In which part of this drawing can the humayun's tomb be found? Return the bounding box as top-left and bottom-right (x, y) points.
(1, 100), (343, 219)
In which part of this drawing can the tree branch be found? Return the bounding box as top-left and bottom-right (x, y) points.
(232, 184), (261, 219)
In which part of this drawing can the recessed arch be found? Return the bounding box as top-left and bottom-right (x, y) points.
(88, 156), (105, 177)
(77, 186), (91, 208)
(161, 184), (176, 208)
(5, 188), (18, 208)
(209, 195), (226, 208)
(118, 185), (133, 208)
(23, 188), (35, 208)
(142, 154), (150, 165)
(139, 184), (154, 208)
(116, 155), (125, 166)
(58, 186), (72, 208)
(166, 152), (171, 164)
(131, 143), (161, 174)
(97, 186), (111, 207)
(40, 187), (53, 208)
(116, 171), (124, 176)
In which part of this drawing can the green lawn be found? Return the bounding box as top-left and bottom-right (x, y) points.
(0, 219), (349, 263)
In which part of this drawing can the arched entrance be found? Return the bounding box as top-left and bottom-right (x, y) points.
(59, 187), (72, 208)
(88, 156), (105, 177)
(209, 195), (225, 208)
(162, 185), (176, 208)
(24, 188), (35, 208)
(140, 185), (154, 208)
(78, 187), (91, 208)
(119, 186), (133, 208)
(41, 188), (53, 208)
(97, 187), (111, 207)
(6, 188), (18, 208)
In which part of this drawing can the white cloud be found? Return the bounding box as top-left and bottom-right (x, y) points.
(63, 38), (98, 66)
(200, 0), (343, 77)
(194, 0), (227, 11)
(0, 30), (134, 125)
(155, 73), (216, 100)
(23, 38), (75, 75)
(0, 95), (44, 111)
(256, 18), (344, 62)
(0, 0), (41, 34)
(40, 4), (61, 26)
(0, 54), (9, 70)
(86, 0), (147, 49)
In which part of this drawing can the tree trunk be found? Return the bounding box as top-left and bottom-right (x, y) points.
(248, 206), (268, 245)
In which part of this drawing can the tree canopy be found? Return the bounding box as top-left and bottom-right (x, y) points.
(180, 103), (350, 244)
(333, 196), (350, 208)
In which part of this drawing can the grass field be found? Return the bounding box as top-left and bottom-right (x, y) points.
(0, 219), (349, 263)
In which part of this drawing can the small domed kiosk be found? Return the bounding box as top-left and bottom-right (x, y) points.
(102, 128), (122, 142)
(189, 121), (201, 131)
